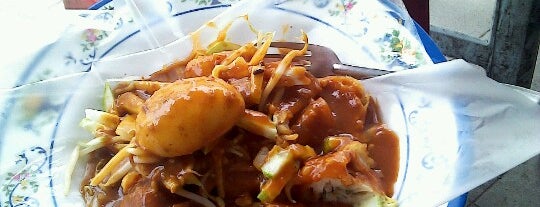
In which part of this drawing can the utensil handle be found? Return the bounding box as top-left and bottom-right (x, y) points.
(332, 63), (394, 80)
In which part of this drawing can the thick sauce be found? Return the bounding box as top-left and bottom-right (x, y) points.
(366, 125), (400, 196)
(81, 48), (400, 206)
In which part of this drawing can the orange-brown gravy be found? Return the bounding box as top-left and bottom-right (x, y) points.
(81, 53), (400, 207)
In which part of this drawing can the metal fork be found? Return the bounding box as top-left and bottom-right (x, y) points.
(266, 42), (394, 79)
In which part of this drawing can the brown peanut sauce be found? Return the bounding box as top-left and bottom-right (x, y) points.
(81, 78), (399, 206)
(81, 31), (399, 206)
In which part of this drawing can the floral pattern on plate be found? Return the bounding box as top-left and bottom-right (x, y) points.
(2, 147), (47, 207)
(272, 0), (429, 69)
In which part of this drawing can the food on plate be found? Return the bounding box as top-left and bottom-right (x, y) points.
(135, 77), (245, 157)
(70, 23), (400, 207)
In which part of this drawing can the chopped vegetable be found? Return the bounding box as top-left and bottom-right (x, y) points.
(257, 145), (316, 203)
(237, 109), (278, 140)
(257, 166), (297, 203)
(261, 149), (294, 179)
(64, 145), (80, 195)
(103, 82), (115, 112)
(90, 144), (133, 186)
(79, 109), (120, 135)
(206, 41), (241, 54)
(323, 136), (343, 154)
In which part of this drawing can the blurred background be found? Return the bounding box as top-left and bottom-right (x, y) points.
(429, 0), (539, 206)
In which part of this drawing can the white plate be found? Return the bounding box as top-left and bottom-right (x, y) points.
(0, 0), (436, 206)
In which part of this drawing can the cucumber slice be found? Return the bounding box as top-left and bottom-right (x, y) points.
(257, 179), (282, 203)
(323, 137), (343, 154)
(261, 150), (294, 179)
(257, 160), (298, 203)
(103, 82), (114, 112)
(257, 144), (316, 203)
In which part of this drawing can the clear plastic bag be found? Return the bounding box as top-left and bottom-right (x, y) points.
(1, 0), (538, 206)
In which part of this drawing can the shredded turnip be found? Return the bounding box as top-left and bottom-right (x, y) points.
(79, 136), (108, 155)
(259, 32), (308, 111)
(64, 145), (80, 195)
(104, 160), (132, 186)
